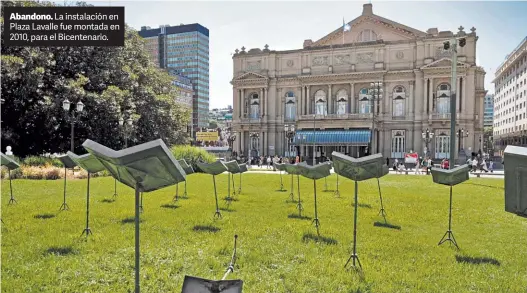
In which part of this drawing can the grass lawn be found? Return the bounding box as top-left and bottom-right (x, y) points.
(1, 173), (526, 292)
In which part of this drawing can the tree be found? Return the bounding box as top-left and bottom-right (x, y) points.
(208, 120), (218, 129)
(1, 1), (190, 157)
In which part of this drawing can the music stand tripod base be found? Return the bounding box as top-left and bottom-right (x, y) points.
(81, 227), (93, 237)
(59, 202), (70, 211)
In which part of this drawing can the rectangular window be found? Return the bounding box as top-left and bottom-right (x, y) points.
(435, 135), (450, 159)
(391, 133), (405, 159)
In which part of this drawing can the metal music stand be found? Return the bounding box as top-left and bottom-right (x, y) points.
(67, 152), (106, 237)
(1, 153), (20, 205)
(431, 164), (469, 249)
(182, 235), (242, 293)
(178, 159), (195, 198)
(284, 163), (303, 213)
(297, 162), (331, 236)
(237, 163), (248, 194)
(82, 138), (185, 293)
(274, 163), (287, 192)
(376, 164), (390, 221)
(332, 152), (385, 270)
(197, 161), (228, 219)
(224, 161), (241, 200)
(57, 155), (77, 211)
(335, 174), (341, 198)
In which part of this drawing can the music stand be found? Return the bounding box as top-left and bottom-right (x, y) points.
(1, 153), (20, 205)
(182, 235), (242, 293)
(178, 159), (194, 198)
(82, 138), (186, 293)
(284, 163), (303, 214)
(274, 163), (287, 192)
(297, 162), (331, 235)
(431, 164), (469, 249)
(197, 161), (228, 219)
(67, 152), (106, 237)
(376, 164), (390, 221)
(332, 152), (385, 270)
(237, 163), (248, 194)
(224, 161), (241, 200)
(56, 155), (77, 211)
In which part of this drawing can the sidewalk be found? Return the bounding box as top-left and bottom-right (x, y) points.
(245, 165), (504, 179)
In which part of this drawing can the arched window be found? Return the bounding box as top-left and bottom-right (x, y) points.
(436, 83), (450, 114)
(250, 93), (260, 119)
(285, 91), (296, 121)
(392, 86), (406, 117)
(314, 90), (327, 115)
(358, 29), (377, 42)
(336, 89), (348, 115)
(359, 88), (371, 114)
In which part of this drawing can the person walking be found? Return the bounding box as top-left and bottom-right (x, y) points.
(415, 158), (421, 175)
(489, 160), (494, 173)
(266, 156), (271, 169)
(471, 157), (478, 173)
(480, 158), (489, 173)
(295, 155), (300, 164)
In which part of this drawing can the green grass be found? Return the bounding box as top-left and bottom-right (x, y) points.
(2, 174), (526, 292)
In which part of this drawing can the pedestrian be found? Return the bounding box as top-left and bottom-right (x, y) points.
(295, 155), (300, 164)
(480, 158), (489, 173)
(267, 156), (271, 169)
(472, 157), (478, 172)
(393, 158), (398, 171)
(386, 157), (389, 167)
(415, 158), (421, 175)
(489, 160), (494, 173)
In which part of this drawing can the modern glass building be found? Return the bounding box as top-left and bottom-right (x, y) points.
(484, 94), (494, 128)
(138, 23), (210, 135)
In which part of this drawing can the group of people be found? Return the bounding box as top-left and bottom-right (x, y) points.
(240, 155), (302, 170)
(468, 156), (494, 173)
(391, 155), (495, 175)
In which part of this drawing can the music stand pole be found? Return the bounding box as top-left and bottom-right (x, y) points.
(323, 177), (329, 192)
(173, 183), (179, 202)
(184, 180), (188, 197)
(8, 169), (16, 204)
(60, 166), (69, 211)
(134, 183), (140, 293)
(232, 174), (236, 197)
(113, 178), (118, 198)
(289, 174), (294, 202)
(312, 179), (320, 235)
(296, 175), (303, 216)
(334, 174), (340, 197)
(238, 173), (242, 194)
(213, 175), (222, 219)
(377, 178), (387, 220)
(81, 172), (92, 237)
(279, 170), (285, 191)
(345, 180), (362, 269)
(140, 192), (144, 213)
(438, 185), (458, 248)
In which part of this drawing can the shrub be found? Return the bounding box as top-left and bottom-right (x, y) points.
(170, 145), (216, 173)
(23, 156), (50, 167)
(21, 166), (44, 180)
(50, 158), (63, 168)
(44, 169), (60, 180)
(1, 166), (22, 179)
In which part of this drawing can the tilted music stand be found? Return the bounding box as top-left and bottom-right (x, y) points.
(67, 152), (106, 237)
(224, 160), (241, 200)
(82, 139), (186, 293)
(197, 161), (228, 219)
(431, 164), (470, 249)
(274, 163), (287, 192)
(1, 153), (20, 205)
(178, 159), (194, 198)
(237, 163), (248, 194)
(376, 164), (390, 221)
(57, 155), (78, 211)
(284, 163), (303, 214)
(332, 152), (386, 270)
(297, 162), (331, 236)
(322, 161), (331, 192)
(181, 235), (242, 293)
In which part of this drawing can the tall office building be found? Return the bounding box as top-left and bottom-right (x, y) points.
(483, 94), (494, 128)
(492, 36), (527, 155)
(138, 23), (210, 135)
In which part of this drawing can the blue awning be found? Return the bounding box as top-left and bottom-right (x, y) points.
(292, 130), (371, 145)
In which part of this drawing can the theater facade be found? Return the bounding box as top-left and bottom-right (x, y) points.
(231, 3), (486, 163)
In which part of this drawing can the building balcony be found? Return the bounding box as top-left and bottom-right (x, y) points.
(297, 113), (373, 121)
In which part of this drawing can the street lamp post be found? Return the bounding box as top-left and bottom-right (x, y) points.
(422, 128), (434, 158)
(457, 128), (469, 151)
(62, 99), (85, 152)
(284, 124), (295, 159)
(368, 82), (383, 155)
(116, 116), (133, 199)
(227, 133), (237, 160)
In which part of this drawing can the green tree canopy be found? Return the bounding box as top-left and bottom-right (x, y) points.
(1, 0), (190, 157)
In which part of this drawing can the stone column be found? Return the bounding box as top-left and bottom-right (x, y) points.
(241, 131), (245, 155)
(233, 88), (238, 119)
(409, 81), (414, 118)
(297, 87), (302, 118)
(428, 78), (434, 113)
(264, 88), (268, 119)
(414, 71), (423, 121)
(299, 86), (304, 116)
(241, 89), (245, 117)
(456, 77), (461, 113)
(259, 131), (264, 155)
(306, 86), (311, 114)
(278, 88), (283, 118)
(328, 84), (332, 114)
(260, 88), (264, 118)
(462, 77), (467, 115)
(350, 83), (355, 113)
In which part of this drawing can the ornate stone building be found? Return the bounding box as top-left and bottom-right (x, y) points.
(231, 4), (486, 162)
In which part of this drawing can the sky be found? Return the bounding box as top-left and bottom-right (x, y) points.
(83, 1), (527, 109)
